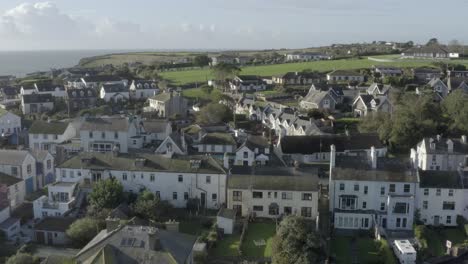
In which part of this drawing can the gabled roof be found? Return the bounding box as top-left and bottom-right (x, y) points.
(108, 203), (131, 220)
(281, 133), (384, 154)
(150, 92), (173, 102)
(327, 70), (363, 77)
(82, 75), (122, 83)
(80, 118), (130, 132)
(0, 150), (31, 165)
(1, 86), (18, 96)
(67, 88), (96, 98)
(0, 172), (23, 186)
(301, 90), (334, 105)
(367, 83), (392, 95)
(199, 132), (236, 145)
(31, 150), (52, 161)
(29, 120), (70, 135)
(35, 217), (75, 232)
(418, 170), (465, 189)
(22, 93), (54, 104)
(132, 80), (158, 90)
(418, 137), (468, 155)
(101, 83), (128, 93)
(142, 120), (170, 134)
(35, 83), (65, 92)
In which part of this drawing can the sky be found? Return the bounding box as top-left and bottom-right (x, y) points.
(0, 0), (467, 51)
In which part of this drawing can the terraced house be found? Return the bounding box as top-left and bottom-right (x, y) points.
(56, 153), (227, 209)
(28, 120), (76, 155)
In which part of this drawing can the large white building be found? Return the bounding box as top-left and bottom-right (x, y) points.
(0, 150), (37, 193)
(411, 135), (468, 171)
(229, 75), (267, 92)
(28, 120), (76, 155)
(99, 83), (130, 102)
(129, 80), (159, 100)
(21, 94), (54, 115)
(329, 146), (417, 231)
(56, 153), (227, 209)
(227, 166), (319, 220)
(80, 117), (143, 153)
(33, 181), (80, 220)
(416, 170), (468, 226)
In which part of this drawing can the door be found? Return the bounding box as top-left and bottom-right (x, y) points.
(434, 216), (440, 225)
(47, 232), (53, 245)
(382, 218), (387, 229)
(200, 193), (206, 208)
(36, 231), (45, 244)
(25, 177), (34, 193)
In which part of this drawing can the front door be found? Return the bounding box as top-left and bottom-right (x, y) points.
(36, 231), (45, 244)
(200, 193), (206, 208)
(434, 216), (440, 225)
(382, 218), (387, 228)
(47, 232), (53, 245)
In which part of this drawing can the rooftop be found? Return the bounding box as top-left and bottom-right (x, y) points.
(35, 217), (75, 232)
(218, 208), (236, 220)
(0, 149), (31, 165)
(29, 120), (69, 135)
(0, 172), (23, 186)
(80, 117), (130, 132)
(22, 93), (53, 104)
(418, 170), (465, 189)
(328, 70), (363, 76)
(82, 75), (122, 83)
(102, 83), (128, 93)
(199, 132), (236, 145)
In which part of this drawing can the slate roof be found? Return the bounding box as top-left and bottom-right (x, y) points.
(327, 70), (363, 76)
(108, 203), (131, 220)
(418, 137), (468, 155)
(58, 152), (225, 174)
(412, 68), (441, 74)
(301, 90), (333, 105)
(367, 83), (392, 95)
(132, 80), (158, 90)
(67, 88), (96, 98)
(447, 77), (468, 92)
(29, 120), (69, 135)
(30, 150), (51, 161)
(142, 120), (170, 134)
(418, 170), (465, 189)
(83, 75), (122, 83)
(35, 84), (65, 92)
(333, 156), (416, 183)
(243, 135), (269, 150)
(199, 133), (236, 145)
(1, 86), (18, 96)
(0, 150), (31, 165)
(22, 94), (54, 104)
(280, 133), (384, 154)
(102, 83), (128, 93)
(80, 118), (130, 132)
(35, 217), (75, 232)
(0, 172), (22, 186)
(77, 223), (197, 264)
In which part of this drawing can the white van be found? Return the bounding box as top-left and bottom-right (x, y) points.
(392, 240), (417, 264)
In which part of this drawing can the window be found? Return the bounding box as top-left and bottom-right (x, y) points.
(46, 160), (51, 169)
(253, 206), (263, 212)
(339, 183), (345, 191)
(380, 202), (385, 211)
(284, 207), (292, 215)
(393, 203), (408, 214)
(396, 218), (401, 228)
(436, 189), (441, 196)
(301, 207), (312, 217)
(253, 192), (263, 198)
(70, 171), (74, 178)
(61, 170), (66, 178)
(402, 218), (407, 228)
(446, 216), (452, 224)
(89, 131), (93, 138)
(423, 201), (428, 209)
(362, 202), (367, 209)
(269, 205), (279, 215)
(281, 192), (292, 200)
(243, 152), (248, 158)
(448, 190), (454, 197)
(443, 201), (455, 210)
(150, 174), (155, 182)
(302, 193), (312, 201)
(101, 132), (105, 139)
(114, 132), (118, 139)
(233, 191), (242, 201)
(340, 196), (357, 210)
(354, 184), (359, 191)
(178, 175), (183, 182)
(380, 186), (385, 195)
(123, 173), (127, 180)
(43, 134), (47, 139)
(172, 192), (178, 200)
(404, 184), (410, 193)
(11, 167), (18, 176)
(389, 184), (395, 193)
(364, 186), (368, 194)
(155, 191), (160, 199)
(212, 193), (217, 201)
(206, 176), (211, 184)
(184, 192), (189, 200)
(424, 189), (429, 196)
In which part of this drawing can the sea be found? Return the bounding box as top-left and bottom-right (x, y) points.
(0, 49), (136, 77)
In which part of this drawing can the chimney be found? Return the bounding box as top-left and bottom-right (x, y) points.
(330, 144), (336, 169)
(429, 138), (436, 150)
(370, 146), (377, 169)
(462, 135), (467, 144)
(148, 228), (162, 251)
(447, 139), (454, 153)
(105, 218), (120, 233)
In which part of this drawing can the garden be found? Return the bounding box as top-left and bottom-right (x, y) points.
(330, 235), (397, 264)
(415, 224), (468, 259)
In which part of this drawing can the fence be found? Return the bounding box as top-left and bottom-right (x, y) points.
(237, 215), (250, 255)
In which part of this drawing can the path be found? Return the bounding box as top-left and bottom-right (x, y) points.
(350, 239), (359, 264)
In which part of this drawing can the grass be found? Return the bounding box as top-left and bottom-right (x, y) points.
(161, 56), (468, 85)
(179, 220), (210, 236)
(211, 234), (241, 257)
(330, 236), (351, 264)
(241, 222), (276, 257)
(415, 225), (468, 258)
(330, 236), (397, 264)
(357, 238), (381, 263)
(181, 87), (221, 102)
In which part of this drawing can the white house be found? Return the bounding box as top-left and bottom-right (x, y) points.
(416, 170), (468, 226)
(80, 75), (125, 89)
(0, 150), (37, 194)
(426, 78), (449, 98)
(277, 133), (387, 165)
(286, 52), (331, 61)
(410, 135), (468, 171)
(141, 119), (172, 144)
(327, 70), (365, 83)
(0, 206), (21, 241)
(56, 153), (227, 209)
(31, 150), (55, 188)
(29, 120), (76, 155)
(80, 117), (144, 153)
(352, 94), (393, 117)
(230, 135), (270, 166)
(147, 91), (188, 118)
(34, 83), (67, 98)
(329, 146), (417, 231)
(227, 166), (319, 220)
(0, 109), (21, 138)
(0, 172), (26, 209)
(33, 182), (79, 220)
(129, 80), (159, 100)
(229, 75), (266, 92)
(193, 132), (236, 155)
(21, 94), (54, 115)
(34, 217), (74, 246)
(99, 83), (130, 102)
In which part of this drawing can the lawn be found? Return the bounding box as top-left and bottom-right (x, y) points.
(415, 225), (468, 258)
(357, 238), (381, 263)
(211, 234), (241, 257)
(181, 87), (222, 102)
(330, 236), (351, 264)
(330, 236), (397, 264)
(179, 220), (210, 236)
(161, 56), (468, 85)
(241, 222), (276, 257)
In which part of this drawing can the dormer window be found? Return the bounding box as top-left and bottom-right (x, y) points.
(137, 84), (142, 88)
(87, 91), (92, 96)
(144, 83), (149, 89)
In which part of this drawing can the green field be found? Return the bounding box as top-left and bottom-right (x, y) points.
(241, 222), (276, 257)
(211, 234), (241, 257)
(161, 56), (468, 85)
(330, 236), (397, 264)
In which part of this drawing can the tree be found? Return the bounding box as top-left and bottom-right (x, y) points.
(88, 178), (124, 210)
(443, 90), (468, 133)
(6, 253), (38, 264)
(272, 216), (326, 264)
(194, 55), (211, 67)
(211, 62), (241, 89)
(426, 38), (439, 46)
(196, 103), (232, 125)
(200, 85), (214, 95)
(66, 218), (105, 247)
(131, 191), (172, 221)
